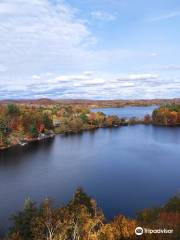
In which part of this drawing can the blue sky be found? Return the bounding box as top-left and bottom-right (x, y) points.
(0, 0), (180, 99)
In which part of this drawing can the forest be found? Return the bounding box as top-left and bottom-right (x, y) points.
(0, 103), (133, 149)
(1, 103), (180, 149)
(152, 104), (180, 126)
(2, 188), (180, 240)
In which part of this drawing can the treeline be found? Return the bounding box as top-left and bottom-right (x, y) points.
(54, 108), (123, 134)
(1, 98), (180, 108)
(137, 195), (180, 239)
(3, 188), (180, 240)
(0, 104), (54, 148)
(0, 104), (126, 149)
(1, 103), (180, 149)
(152, 104), (180, 126)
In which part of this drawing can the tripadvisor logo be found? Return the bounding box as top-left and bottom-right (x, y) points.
(135, 226), (174, 236)
(135, 227), (143, 236)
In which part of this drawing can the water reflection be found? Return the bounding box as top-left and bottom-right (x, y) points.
(0, 139), (54, 167)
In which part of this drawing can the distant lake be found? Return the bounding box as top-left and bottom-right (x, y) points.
(1, 106), (180, 235)
(92, 105), (158, 118)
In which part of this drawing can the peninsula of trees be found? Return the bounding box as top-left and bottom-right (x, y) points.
(0, 103), (124, 149)
(1, 102), (180, 149)
(152, 104), (180, 126)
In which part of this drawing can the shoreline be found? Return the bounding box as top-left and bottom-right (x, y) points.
(2, 122), (180, 151)
(0, 134), (55, 151)
(0, 123), (125, 151)
(1, 102), (180, 151)
(2, 121), (180, 151)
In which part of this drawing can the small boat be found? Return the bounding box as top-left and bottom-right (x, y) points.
(19, 141), (28, 146)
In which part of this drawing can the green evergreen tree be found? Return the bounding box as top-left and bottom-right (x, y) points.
(29, 124), (38, 138)
(43, 114), (53, 130)
(9, 198), (37, 240)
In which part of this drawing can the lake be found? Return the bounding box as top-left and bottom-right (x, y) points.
(92, 105), (158, 118)
(1, 106), (180, 234)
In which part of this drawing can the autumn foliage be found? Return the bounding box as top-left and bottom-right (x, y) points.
(6, 188), (137, 240)
(4, 189), (180, 240)
(0, 103), (125, 149)
(152, 104), (180, 126)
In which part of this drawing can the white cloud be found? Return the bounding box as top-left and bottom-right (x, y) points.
(115, 73), (159, 81)
(161, 64), (180, 71)
(0, 0), (179, 100)
(129, 73), (159, 80)
(91, 10), (116, 21)
(0, 0), (94, 78)
(1, 71), (177, 100)
(32, 75), (41, 79)
(0, 0), (137, 84)
(147, 11), (180, 22)
(151, 52), (158, 57)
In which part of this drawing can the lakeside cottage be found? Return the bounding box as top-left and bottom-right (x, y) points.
(53, 118), (61, 127)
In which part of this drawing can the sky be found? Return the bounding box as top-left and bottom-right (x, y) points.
(0, 0), (180, 99)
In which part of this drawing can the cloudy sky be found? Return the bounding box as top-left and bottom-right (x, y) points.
(0, 0), (180, 99)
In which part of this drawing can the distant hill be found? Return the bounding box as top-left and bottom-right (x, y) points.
(0, 98), (55, 105)
(0, 98), (180, 107)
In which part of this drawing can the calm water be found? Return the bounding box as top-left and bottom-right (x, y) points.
(1, 107), (180, 234)
(92, 105), (157, 118)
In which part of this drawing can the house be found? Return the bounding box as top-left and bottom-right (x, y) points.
(53, 118), (61, 127)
